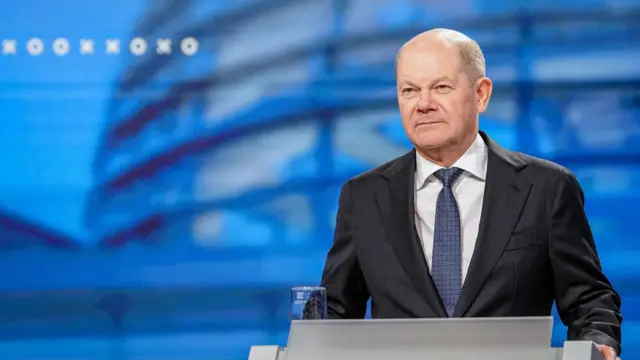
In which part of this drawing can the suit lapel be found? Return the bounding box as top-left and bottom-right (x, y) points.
(374, 150), (448, 318)
(453, 133), (532, 317)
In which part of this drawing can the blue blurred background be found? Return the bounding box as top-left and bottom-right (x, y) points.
(0, 0), (639, 359)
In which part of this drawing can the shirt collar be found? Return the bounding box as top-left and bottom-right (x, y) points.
(415, 133), (488, 190)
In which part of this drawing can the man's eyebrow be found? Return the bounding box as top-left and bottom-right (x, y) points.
(398, 79), (420, 88)
(398, 76), (455, 88)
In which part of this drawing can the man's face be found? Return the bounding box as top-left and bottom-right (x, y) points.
(396, 42), (487, 152)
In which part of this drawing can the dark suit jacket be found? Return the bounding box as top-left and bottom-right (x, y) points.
(320, 131), (622, 354)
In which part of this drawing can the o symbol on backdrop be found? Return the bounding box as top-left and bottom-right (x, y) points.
(53, 38), (70, 56)
(26, 38), (44, 56)
(130, 37), (148, 56)
(181, 37), (199, 56)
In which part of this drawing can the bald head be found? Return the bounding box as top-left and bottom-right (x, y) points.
(395, 28), (486, 79)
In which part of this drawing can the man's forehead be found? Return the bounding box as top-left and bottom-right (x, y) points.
(397, 47), (461, 73)
(396, 53), (467, 85)
(401, 39), (458, 59)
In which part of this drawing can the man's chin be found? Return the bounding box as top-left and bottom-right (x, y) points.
(413, 137), (450, 150)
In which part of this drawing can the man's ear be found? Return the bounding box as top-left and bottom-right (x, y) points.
(476, 77), (493, 113)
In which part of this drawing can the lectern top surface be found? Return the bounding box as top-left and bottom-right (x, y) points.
(284, 316), (554, 360)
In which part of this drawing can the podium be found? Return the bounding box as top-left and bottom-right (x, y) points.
(248, 317), (606, 360)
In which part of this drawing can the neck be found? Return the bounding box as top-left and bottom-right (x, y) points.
(416, 132), (477, 167)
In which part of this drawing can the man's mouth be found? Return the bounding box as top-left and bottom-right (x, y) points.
(416, 121), (445, 127)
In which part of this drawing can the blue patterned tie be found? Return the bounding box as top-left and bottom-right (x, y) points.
(432, 167), (464, 317)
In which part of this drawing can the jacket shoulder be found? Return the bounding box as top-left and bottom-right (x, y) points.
(344, 151), (411, 188)
(514, 151), (578, 184)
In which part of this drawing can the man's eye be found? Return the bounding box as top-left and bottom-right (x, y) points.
(436, 85), (452, 92)
(402, 88), (415, 94)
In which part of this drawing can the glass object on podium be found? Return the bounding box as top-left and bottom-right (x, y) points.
(291, 286), (327, 320)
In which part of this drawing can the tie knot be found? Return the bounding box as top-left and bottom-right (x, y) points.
(434, 167), (464, 187)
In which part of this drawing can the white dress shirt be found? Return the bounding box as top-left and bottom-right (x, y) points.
(414, 133), (488, 283)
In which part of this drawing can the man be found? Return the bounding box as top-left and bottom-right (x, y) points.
(319, 28), (622, 359)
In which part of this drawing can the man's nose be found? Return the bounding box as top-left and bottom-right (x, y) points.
(416, 90), (436, 112)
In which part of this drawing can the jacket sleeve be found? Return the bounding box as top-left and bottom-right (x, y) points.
(550, 170), (623, 355)
(320, 181), (369, 319)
